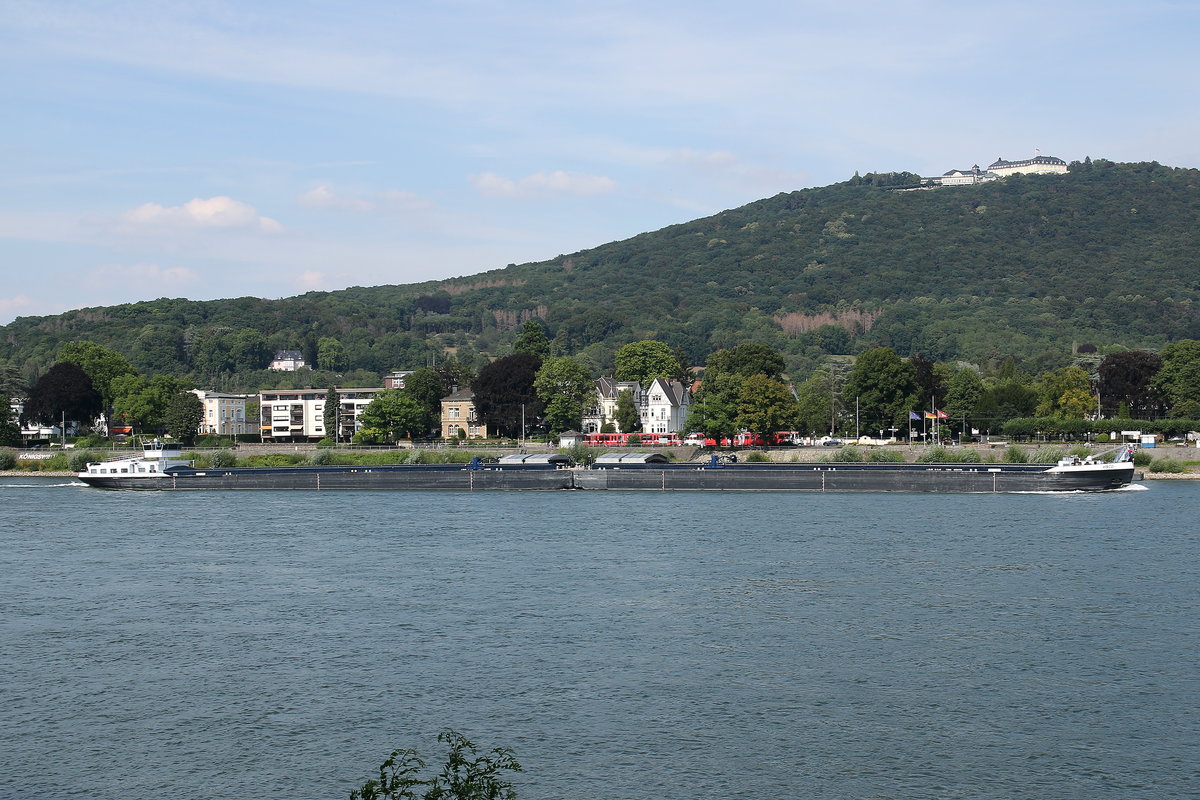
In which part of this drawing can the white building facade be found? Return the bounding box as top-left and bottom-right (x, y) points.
(986, 154), (1069, 176)
(191, 390), (250, 436)
(259, 387), (383, 442)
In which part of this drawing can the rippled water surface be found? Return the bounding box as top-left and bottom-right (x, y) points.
(2, 479), (1197, 799)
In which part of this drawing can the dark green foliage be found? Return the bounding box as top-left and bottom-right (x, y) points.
(349, 730), (521, 800)
(615, 388), (640, 433)
(0, 449), (16, 469)
(0, 394), (20, 446)
(2, 162), (1200, 385)
(471, 353), (542, 438)
(164, 392), (204, 445)
(211, 450), (238, 468)
(22, 362), (102, 427)
(324, 387), (341, 441)
(1098, 350), (1162, 418)
(511, 319), (551, 359)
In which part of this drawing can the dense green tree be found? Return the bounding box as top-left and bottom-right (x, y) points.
(910, 353), (950, 411)
(21, 362), (103, 429)
(843, 347), (919, 431)
(794, 368), (837, 435)
(323, 387), (341, 441)
(356, 389), (425, 442)
(317, 337), (345, 371)
(435, 358), (476, 395)
(0, 393), (21, 445)
(402, 367), (447, 436)
(164, 392), (204, 445)
(943, 368), (984, 432)
(349, 730), (521, 800)
(110, 374), (185, 433)
(735, 374), (799, 436)
(226, 328), (270, 372)
(1034, 366), (1093, 418)
(471, 353), (543, 438)
(512, 319), (551, 360)
(975, 380), (1038, 430)
(614, 388), (640, 433)
(707, 343), (785, 381)
(533, 357), (593, 434)
(613, 340), (685, 386)
(57, 341), (137, 411)
(1155, 339), (1200, 417)
(1098, 350), (1162, 418)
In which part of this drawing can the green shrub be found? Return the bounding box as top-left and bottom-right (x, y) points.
(310, 449), (336, 466)
(1031, 446), (1066, 464)
(211, 450), (238, 468)
(39, 453), (70, 471)
(73, 434), (110, 449)
(1133, 450), (1153, 467)
(1002, 445), (1028, 463)
(917, 446), (951, 463)
(0, 450), (16, 470)
(68, 450), (94, 471)
(833, 446), (863, 462)
(744, 450), (771, 462)
(1148, 458), (1185, 473)
(956, 449), (981, 463)
(867, 448), (905, 462)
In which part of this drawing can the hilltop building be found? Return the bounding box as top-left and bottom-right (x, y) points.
(925, 152), (1068, 186)
(986, 154), (1069, 176)
(269, 350), (306, 371)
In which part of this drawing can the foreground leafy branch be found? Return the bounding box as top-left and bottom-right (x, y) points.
(350, 731), (521, 800)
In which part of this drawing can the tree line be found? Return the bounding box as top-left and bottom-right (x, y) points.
(8, 327), (1198, 449)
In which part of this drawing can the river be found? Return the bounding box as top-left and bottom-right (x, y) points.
(1, 479), (1196, 799)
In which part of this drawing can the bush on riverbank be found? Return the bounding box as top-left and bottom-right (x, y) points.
(1148, 458), (1186, 473)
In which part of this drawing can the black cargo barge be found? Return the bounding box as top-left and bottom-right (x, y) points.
(577, 453), (1136, 493)
(79, 444), (1137, 493)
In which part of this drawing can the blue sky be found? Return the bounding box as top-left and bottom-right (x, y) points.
(2, 0), (1198, 324)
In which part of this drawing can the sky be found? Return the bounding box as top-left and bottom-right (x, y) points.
(2, 0), (1199, 325)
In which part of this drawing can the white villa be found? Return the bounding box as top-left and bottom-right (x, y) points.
(582, 377), (691, 435)
(268, 349), (306, 371)
(191, 390), (250, 436)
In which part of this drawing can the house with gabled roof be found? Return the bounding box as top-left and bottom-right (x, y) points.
(641, 378), (691, 434)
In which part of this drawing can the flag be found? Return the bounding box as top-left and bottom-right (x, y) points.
(909, 412), (921, 421)
(936, 410), (948, 419)
(924, 412), (936, 419)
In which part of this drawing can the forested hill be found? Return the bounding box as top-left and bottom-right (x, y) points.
(3, 158), (1199, 384)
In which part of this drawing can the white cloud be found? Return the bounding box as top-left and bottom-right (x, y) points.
(297, 185), (374, 211)
(295, 270), (327, 291)
(297, 185), (432, 213)
(83, 263), (198, 291)
(121, 196), (282, 233)
(470, 170), (617, 199)
(0, 295), (33, 315)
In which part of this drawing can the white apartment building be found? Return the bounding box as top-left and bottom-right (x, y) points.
(259, 387), (383, 442)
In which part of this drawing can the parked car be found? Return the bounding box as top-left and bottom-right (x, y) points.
(821, 439), (842, 447)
